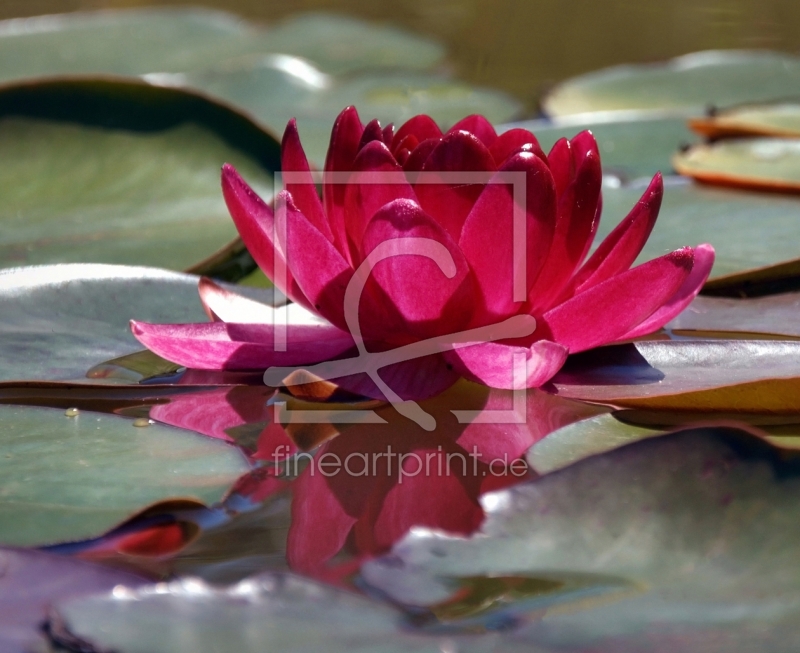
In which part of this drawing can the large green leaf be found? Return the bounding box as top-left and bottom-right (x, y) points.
(0, 263), (275, 384)
(0, 404), (250, 547)
(0, 8), (443, 81)
(506, 116), (697, 180)
(690, 102), (800, 139)
(186, 65), (522, 166)
(0, 78), (279, 272)
(551, 340), (800, 412)
(362, 427), (800, 650)
(599, 178), (800, 279)
(543, 50), (800, 118)
(50, 573), (443, 653)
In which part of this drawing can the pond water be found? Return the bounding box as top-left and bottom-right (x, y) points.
(3, 0), (800, 112)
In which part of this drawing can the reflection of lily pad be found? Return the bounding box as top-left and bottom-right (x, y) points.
(0, 263), (276, 384)
(505, 116), (697, 180)
(599, 178), (800, 279)
(364, 428), (800, 650)
(0, 547), (146, 653)
(673, 138), (800, 193)
(51, 573), (434, 653)
(0, 8), (443, 81)
(690, 102), (800, 139)
(543, 50), (800, 117)
(0, 404), (250, 547)
(0, 77), (279, 271)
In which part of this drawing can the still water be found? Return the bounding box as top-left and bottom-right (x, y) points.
(1, 0), (800, 112)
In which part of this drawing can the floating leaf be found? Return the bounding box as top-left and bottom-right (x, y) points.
(550, 340), (800, 412)
(0, 8), (443, 82)
(668, 292), (800, 339)
(505, 116), (697, 180)
(0, 263), (276, 384)
(50, 573), (442, 653)
(673, 137), (800, 193)
(528, 412), (800, 474)
(599, 178), (800, 280)
(363, 427), (800, 649)
(0, 547), (146, 653)
(690, 102), (800, 139)
(0, 404), (249, 547)
(543, 50), (800, 118)
(0, 77), (279, 272)
(187, 65), (522, 166)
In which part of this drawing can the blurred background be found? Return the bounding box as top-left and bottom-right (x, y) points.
(3, 0), (800, 112)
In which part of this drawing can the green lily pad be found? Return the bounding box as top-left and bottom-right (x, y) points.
(543, 49), (800, 118)
(187, 65), (522, 166)
(669, 292), (800, 339)
(0, 77), (279, 272)
(506, 116), (697, 180)
(363, 427), (800, 649)
(0, 263), (276, 384)
(0, 8), (443, 82)
(50, 573), (443, 653)
(690, 102), (800, 139)
(0, 404), (250, 547)
(551, 340), (800, 413)
(673, 137), (800, 193)
(599, 178), (800, 279)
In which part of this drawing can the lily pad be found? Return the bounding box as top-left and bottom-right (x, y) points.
(0, 77), (280, 272)
(50, 573), (443, 653)
(187, 65), (522, 166)
(0, 263), (276, 384)
(0, 8), (443, 82)
(673, 137), (800, 193)
(543, 49), (800, 118)
(0, 547), (146, 653)
(599, 177), (800, 280)
(363, 427), (800, 650)
(0, 404), (250, 547)
(690, 102), (800, 139)
(550, 340), (800, 412)
(505, 116), (697, 180)
(668, 292), (800, 339)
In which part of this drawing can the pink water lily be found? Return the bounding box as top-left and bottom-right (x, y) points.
(132, 107), (714, 398)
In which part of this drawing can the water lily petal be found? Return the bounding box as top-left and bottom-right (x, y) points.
(569, 173), (663, 294)
(619, 243), (715, 340)
(343, 141), (416, 264)
(446, 339), (569, 389)
(277, 191), (354, 330)
(357, 118), (385, 151)
(459, 152), (557, 323)
(324, 106), (365, 258)
(130, 320), (354, 370)
(539, 247), (695, 353)
(381, 123), (394, 146)
(391, 114), (442, 152)
(281, 119), (332, 242)
(529, 142), (602, 311)
(221, 164), (311, 309)
(415, 131), (497, 242)
(489, 128), (546, 166)
(361, 198), (475, 340)
(547, 137), (573, 199)
(402, 137), (439, 174)
(448, 114), (498, 147)
(198, 277), (325, 327)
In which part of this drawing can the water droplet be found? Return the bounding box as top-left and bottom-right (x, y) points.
(65, 407), (79, 417)
(132, 418), (154, 428)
